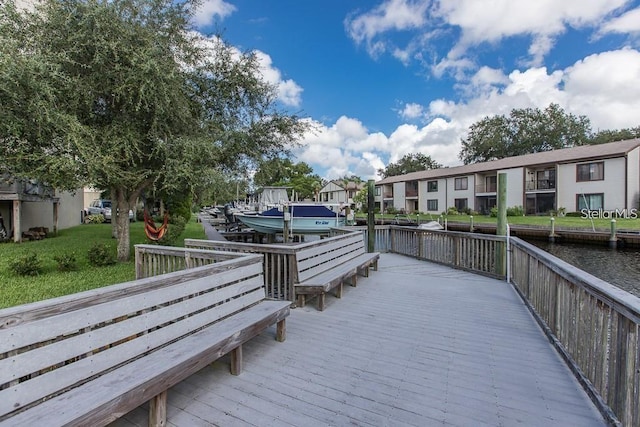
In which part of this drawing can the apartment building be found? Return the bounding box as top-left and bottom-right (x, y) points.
(318, 180), (366, 206)
(375, 138), (640, 216)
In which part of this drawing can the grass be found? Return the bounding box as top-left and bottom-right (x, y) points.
(362, 213), (640, 231)
(0, 219), (206, 309)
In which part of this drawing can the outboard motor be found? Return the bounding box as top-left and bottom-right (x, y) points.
(223, 203), (235, 223)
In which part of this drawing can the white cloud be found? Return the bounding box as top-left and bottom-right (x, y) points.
(254, 51), (303, 107)
(399, 103), (425, 120)
(295, 48), (640, 180)
(563, 49), (640, 129)
(345, 0), (430, 57)
(193, 0), (237, 27)
(348, 0), (630, 77)
(599, 7), (640, 35)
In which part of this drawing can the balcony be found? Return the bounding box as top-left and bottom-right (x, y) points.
(525, 179), (556, 192)
(0, 176), (55, 200)
(405, 189), (418, 198)
(475, 183), (497, 193)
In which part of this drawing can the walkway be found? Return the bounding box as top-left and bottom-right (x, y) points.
(113, 253), (606, 426)
(198, 214), (226, 241)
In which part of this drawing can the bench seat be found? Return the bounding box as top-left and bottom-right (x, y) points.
(3, 301), (289, 427)
(0, 254), (290, 427)
(294, 233), (380, 311)
(295, 252), (379, 310)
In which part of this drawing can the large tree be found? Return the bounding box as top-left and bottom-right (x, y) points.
(590, 126), (640, 145)
(459, 104), (592, 164)
(0, 0), (307, 260)
(378, 153), (442, 179)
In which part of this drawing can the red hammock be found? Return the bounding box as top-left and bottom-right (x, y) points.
(144, 210), (169, 241)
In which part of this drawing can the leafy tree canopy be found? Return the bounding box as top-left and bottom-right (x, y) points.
(0, 0), (308, 260)
(590, 126), (640, 145)
(458, 104), (592, 164)
(253, 157), (322, 200)
(378, 153), (442, 179)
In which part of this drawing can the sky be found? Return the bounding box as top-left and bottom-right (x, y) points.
(193, 0), (640, 181)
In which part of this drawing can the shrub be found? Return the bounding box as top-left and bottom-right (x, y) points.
(447, 206), (459, 215)
(9, 252), (43, 276)
(157, 215), (187, 246)
(506, 205), (524, 216)
(54, 252), (78, 272)
(385, 206), (398, 215)
(85, 214), (105, 224)
(87, 243), (116, 266)
(490, 207), (498, 217)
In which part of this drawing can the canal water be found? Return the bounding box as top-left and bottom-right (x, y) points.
(529, 240), (640, 298)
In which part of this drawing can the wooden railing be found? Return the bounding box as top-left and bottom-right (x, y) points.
(184, 239), (298, 301)
(134, 245), (248, 279)
(510, 238), (638, 426)
(335, 224), (636, 424)
(185, 231), (368, 302)
(333, 225), (504, 277)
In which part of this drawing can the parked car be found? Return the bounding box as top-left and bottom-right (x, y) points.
(85, 199), (134, 222)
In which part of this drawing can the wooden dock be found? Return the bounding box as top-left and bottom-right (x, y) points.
(111, 253), (606, 426)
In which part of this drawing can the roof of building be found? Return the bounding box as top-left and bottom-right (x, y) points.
(376, 138), (640, 185)
(321, 180), (366, 191)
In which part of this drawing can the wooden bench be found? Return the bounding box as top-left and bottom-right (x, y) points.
(294, 232), (380, 311)
(0, 254), (290, 427)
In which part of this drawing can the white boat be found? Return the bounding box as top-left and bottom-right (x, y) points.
(417, 220), (444, 230)
(236, 204), (346, 234)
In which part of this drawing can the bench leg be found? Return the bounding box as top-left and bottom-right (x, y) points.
(276, 319), (287, 342)
(335, 282), (343, 299)
(297, 294), (306, 307)
(149, 390), (167, 427)
(351, 275), (357, 287)
(318, 293), (325, 311)
(231, 344), (243, 375)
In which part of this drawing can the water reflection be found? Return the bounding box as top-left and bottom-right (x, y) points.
(529, 240), (640, 298)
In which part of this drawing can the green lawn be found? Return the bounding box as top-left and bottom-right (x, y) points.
(364, 213), (640, 231)
(0, 219), (206, 309)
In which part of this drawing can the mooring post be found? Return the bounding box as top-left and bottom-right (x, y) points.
(549, 217), (556, 243)
(283, 205), (290, 243)
(469, 215), (474, 232)
(609, 219), (617, 248)
(367, 179), (375, 253)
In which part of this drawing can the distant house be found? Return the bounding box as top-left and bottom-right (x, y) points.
(0, 176), (84, 242)
(318, 180), (365, 208)
(375, 138), (640, 216)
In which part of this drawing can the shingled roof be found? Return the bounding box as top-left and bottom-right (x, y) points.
(376, 138), (640, 185)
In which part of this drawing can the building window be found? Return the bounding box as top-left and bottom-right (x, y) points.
(577, 162), (604, 182)
(454, 177), (468, 190)
(577, 193), (604, 211)
(427, 199), (438, 211)
(375, 187), (381, 196)
(454, 198), (468, 212)
(427, 180), (438, 192)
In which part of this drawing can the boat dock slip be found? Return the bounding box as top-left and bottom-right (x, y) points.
(111, 253), (605, 426)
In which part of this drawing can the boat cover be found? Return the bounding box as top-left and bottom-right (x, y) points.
(261, 205), (344, 217)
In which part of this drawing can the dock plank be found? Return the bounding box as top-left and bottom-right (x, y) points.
(113, 253), (607, 427)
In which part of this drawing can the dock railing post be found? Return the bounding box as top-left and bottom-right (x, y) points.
(496, 173), (507, 277)
(367, 180), (375, 253)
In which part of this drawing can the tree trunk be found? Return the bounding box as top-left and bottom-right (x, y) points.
(112, 188), (136, 262)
